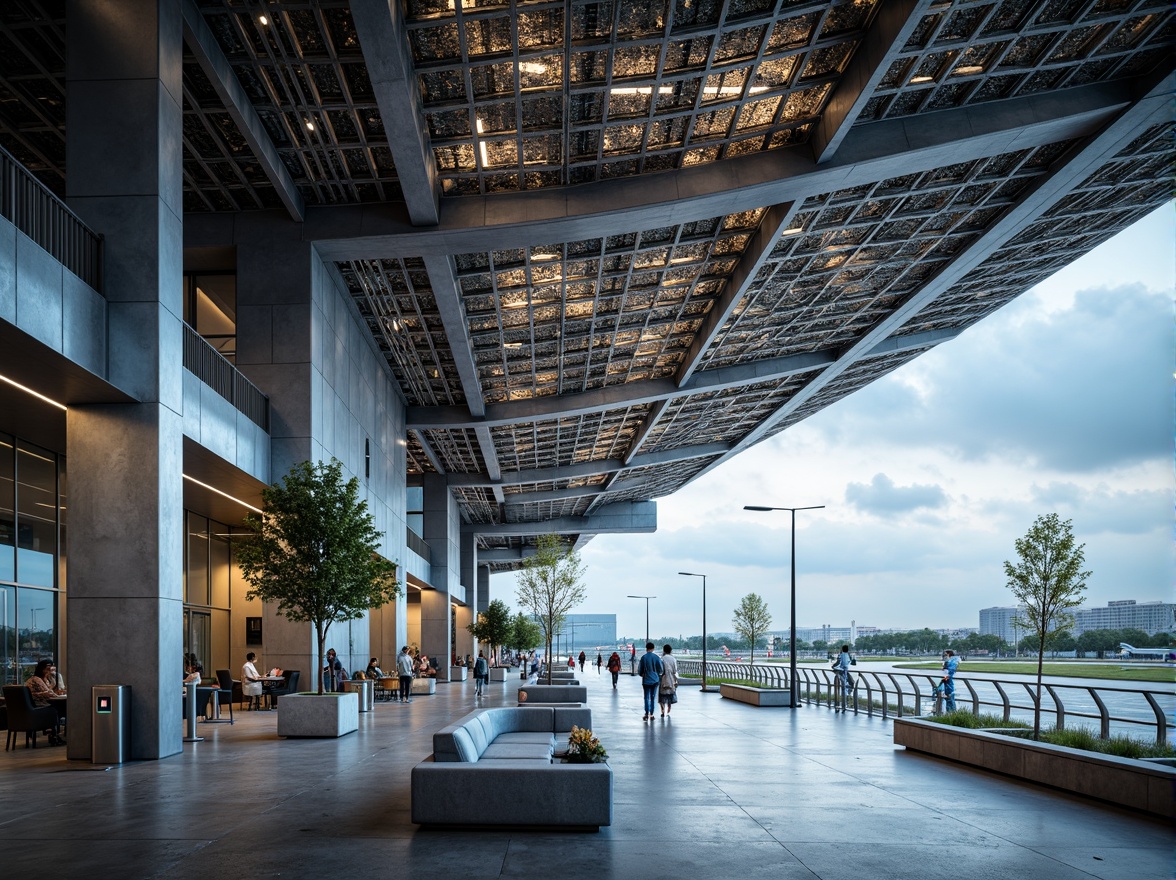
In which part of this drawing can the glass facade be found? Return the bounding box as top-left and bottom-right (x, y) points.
(0, 433), (65, 684)
(183, 510), (237, 677)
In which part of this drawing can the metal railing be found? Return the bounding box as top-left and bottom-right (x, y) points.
(677, 660), (1173, 745)
(406, 527), (429, 560)
(182, 322), (269, 431)
(1, 145), (102, 291)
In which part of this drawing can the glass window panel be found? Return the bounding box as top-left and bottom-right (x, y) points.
(210, 522), (230, 609)
(187, 513), (210, 606)
(17, 585), (55, 681)
(16, 442), (57, 587)
(0, 585), (14, 684)
(58, 459), (67, 591)
(0, 434), (13, 582)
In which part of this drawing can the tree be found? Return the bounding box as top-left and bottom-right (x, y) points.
(1004, 513), (1090, 738)
(505, 612), (543, 656)
(235, 459), (399, 694)
(1077, 628), (1120, 659)
(467, 599), (514, 662)
(731, 593), (772, 666)
(514, 534), (587, 684)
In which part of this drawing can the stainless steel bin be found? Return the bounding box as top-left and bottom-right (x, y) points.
(92, 685), (131, 764)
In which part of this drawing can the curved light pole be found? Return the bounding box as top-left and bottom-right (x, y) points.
(678, 572), (710, 692)
(744, 504), (825, 709)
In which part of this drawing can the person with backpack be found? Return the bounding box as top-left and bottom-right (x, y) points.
(607, 652), (622, 688)
(473, 650), (489, 697)
(637, 642), (664, 721)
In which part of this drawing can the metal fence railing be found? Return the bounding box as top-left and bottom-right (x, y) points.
(1, 145), (102, 291)
(676, 659), (1173, 745)
(183, 322), (269, 431)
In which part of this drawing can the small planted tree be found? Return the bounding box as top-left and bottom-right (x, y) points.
(507, 612), (543, 657)
(235, 459), (400, 694)
(1004, 513), (1089, 739)
(732, 593), (772, 666)
(467, 599), (514, 663)
(515, 534), (587, 684)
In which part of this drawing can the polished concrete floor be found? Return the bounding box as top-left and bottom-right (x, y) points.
(1, 667), (1171, 879)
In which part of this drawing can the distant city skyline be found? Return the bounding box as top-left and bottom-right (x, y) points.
(496, 205), (1173, 640)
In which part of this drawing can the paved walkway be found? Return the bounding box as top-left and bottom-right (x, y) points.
(0, 666), (1170, 879)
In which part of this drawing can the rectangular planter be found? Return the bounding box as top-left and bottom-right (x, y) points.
(894, 717), (1175, 818)
(449, 666), (468, 681)
(719, 683), (792, 707)
(489, 667), (508, 682)
(277, 692), (359, 738)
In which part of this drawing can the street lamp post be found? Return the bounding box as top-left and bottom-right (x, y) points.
(627, 595), (656, 673)
(744, 504), (825, 709)
(678, 572), (710, 692)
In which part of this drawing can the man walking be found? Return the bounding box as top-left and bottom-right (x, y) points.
(942, 649), (960, 712)
(396, 645), (414, 703)
(637, 642), (664, 721)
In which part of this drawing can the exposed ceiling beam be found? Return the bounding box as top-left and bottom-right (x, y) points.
(406, 328), (957, 430)
(309, 78), (1135, 260)
(410, 429), (445, 474)
(677, 69), (1174, 491)
(504, 485), (607, 504)
(811, 0), (935, 164)
(350, 0), (440, 226)
(181, 0), (305, 222)
(462, 501), (656, 537)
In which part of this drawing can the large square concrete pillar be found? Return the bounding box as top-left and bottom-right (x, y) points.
(421, 474), (459, 678)
(64, 0), (185, 760)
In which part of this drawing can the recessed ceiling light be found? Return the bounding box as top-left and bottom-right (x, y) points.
(476, 117), (489, 168)
(954, 65), (984, 76)
(518, 61), (547, 75)
(504, 342), (524, 349)
(781, 227), (805, 236)
(0, 373), (66, 410)
(258, 15), (268, 26)
(305, 120), (315, 131)
(910, 75), (934, 84)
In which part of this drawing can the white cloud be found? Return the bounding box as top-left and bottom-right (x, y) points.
(845, 473), (947, 515)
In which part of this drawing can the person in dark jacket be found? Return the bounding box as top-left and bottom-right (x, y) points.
(637, 642), (663, 721)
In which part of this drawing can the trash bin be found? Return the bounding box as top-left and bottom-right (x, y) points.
(92, 685), (131, 764)
(342, 679), (374, 712)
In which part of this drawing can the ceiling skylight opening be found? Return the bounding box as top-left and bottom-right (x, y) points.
(909, 75), (934, 84)
(504, 342), (524, 349)
(258, 14), (268, 26)
(953, 65), (985, 76)
(518, 61), (548, 75)
(610, 86), (675, 96)
(781, 226), (805, 236)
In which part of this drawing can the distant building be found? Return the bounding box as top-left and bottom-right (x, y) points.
(1074, 600), (1175, 637)
(555, 614), (617, 650)
(979, 606), (1026, 646)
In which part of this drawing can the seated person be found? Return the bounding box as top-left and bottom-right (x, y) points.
(366, 658), (383, 679)
(412, 654), (422, 677)
(26, 659), (65, 744)
(183, 653), (203, 684)
(242, 652), (265, 703)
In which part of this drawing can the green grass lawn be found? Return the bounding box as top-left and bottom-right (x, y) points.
(894, 661), (1174, 683)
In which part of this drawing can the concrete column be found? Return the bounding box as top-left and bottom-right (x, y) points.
(421, 473), (458, 679)
(64, 0), (185, 760)
(453, 603), (473, 665)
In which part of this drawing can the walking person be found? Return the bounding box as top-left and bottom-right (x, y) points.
(473, 650), (489, 697)
(578, 650), (586, 672)
(396, 645), (414, 703)
(658, 644), (679, 717)
(942, 649), (960, 712)
(637, 642), (664, 721)
(595, 653), (603, 675)
(322, 648), (347, 692)
(831, 644), (853, 711)
(607, 652), (621, 689)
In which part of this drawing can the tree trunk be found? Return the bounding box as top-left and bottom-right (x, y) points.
(1033, 643), (1045, 740)
(316, 623), (327, 695)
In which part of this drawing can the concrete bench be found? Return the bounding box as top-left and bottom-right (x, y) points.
(518, 684), (587, 705)
(411, 706), (611, 829)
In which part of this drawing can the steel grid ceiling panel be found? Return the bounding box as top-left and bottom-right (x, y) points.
(453, 485), (498, 522)
(502, 476), (610, 495)
(505, 497), (595, 522)
(854, 0), (1173, 125)
(490, 406), (652, 472)
(407, 0), (881, 194)
(457, 208), (766, 402)
(602, 456), (717, 501)
(422, 427), (486, 472)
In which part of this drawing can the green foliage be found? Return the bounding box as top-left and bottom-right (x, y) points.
(506, 612), (543, 654)
(467, 599), (514, 658)
(1039, 728), (1176, 760)
(566, 726), (608, 764)
(1004, 513), (1090, 738)
(930, 710), (1030, 730)
(514, 534), (587, 683)
(235, 459), (399, 693)
(731, 593), (772, 665)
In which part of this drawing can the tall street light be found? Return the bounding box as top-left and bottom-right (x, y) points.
(678, 572), (710, 692)
(627, 594), (656, 647)
(744, 504), (825, 709)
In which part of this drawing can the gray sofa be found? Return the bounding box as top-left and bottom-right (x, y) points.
(411, 707), (612, 829)
(518, 684), (587, 704)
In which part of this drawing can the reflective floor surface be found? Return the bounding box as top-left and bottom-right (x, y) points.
(1, 667), (1171, 879)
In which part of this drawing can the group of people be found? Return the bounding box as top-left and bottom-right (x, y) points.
(637, 643), (679, 720)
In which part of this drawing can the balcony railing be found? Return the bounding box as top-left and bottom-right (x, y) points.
(406, 527), (429, 561)
(676, 659), (1173, 744)
(1, 145), (102, 292)
(183, 322), (269, 431)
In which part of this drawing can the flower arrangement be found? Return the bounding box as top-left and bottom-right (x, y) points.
(565, 725), (608, 764)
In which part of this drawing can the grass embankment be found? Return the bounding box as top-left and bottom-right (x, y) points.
(928, 709), (1176, 759)
(895, 662), (1174, 683)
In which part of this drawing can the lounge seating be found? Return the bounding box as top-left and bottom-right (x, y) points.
(411, 707), (611, 829)
(267, 671), (300, 706)
(3, 685), (59, 750)
(518, 684), (587, 705)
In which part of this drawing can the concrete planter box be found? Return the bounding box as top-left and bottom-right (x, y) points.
(894, 717), (1175, 818)
(489, 667), (508, 682)
(719, 683), (791, 707)
(411, 678), (436, 696)
(277, 692), (359, 738)
(449, 666), (468, 681)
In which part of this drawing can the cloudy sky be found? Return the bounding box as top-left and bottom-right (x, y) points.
(497, 204), (1173, 642)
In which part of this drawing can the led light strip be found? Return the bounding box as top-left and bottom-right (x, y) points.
(0, 373), (67, 410)
(182, 474), (263, 515)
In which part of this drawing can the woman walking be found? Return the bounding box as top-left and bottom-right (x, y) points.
(607, 652), (621, 689)
(658, 644), (679, 717)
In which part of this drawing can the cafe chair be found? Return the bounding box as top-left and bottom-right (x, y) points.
(214, 670), (235, 724)
(3, 685), (58, 750)
(267, 670), (299, 707)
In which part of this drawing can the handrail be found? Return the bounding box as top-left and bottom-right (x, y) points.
(182, 322), (269, 431)
(676, 659), (1173, 744)
(0, 144), (102, 292)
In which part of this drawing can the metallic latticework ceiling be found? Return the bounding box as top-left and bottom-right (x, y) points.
(0, 0), (1170, 564)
